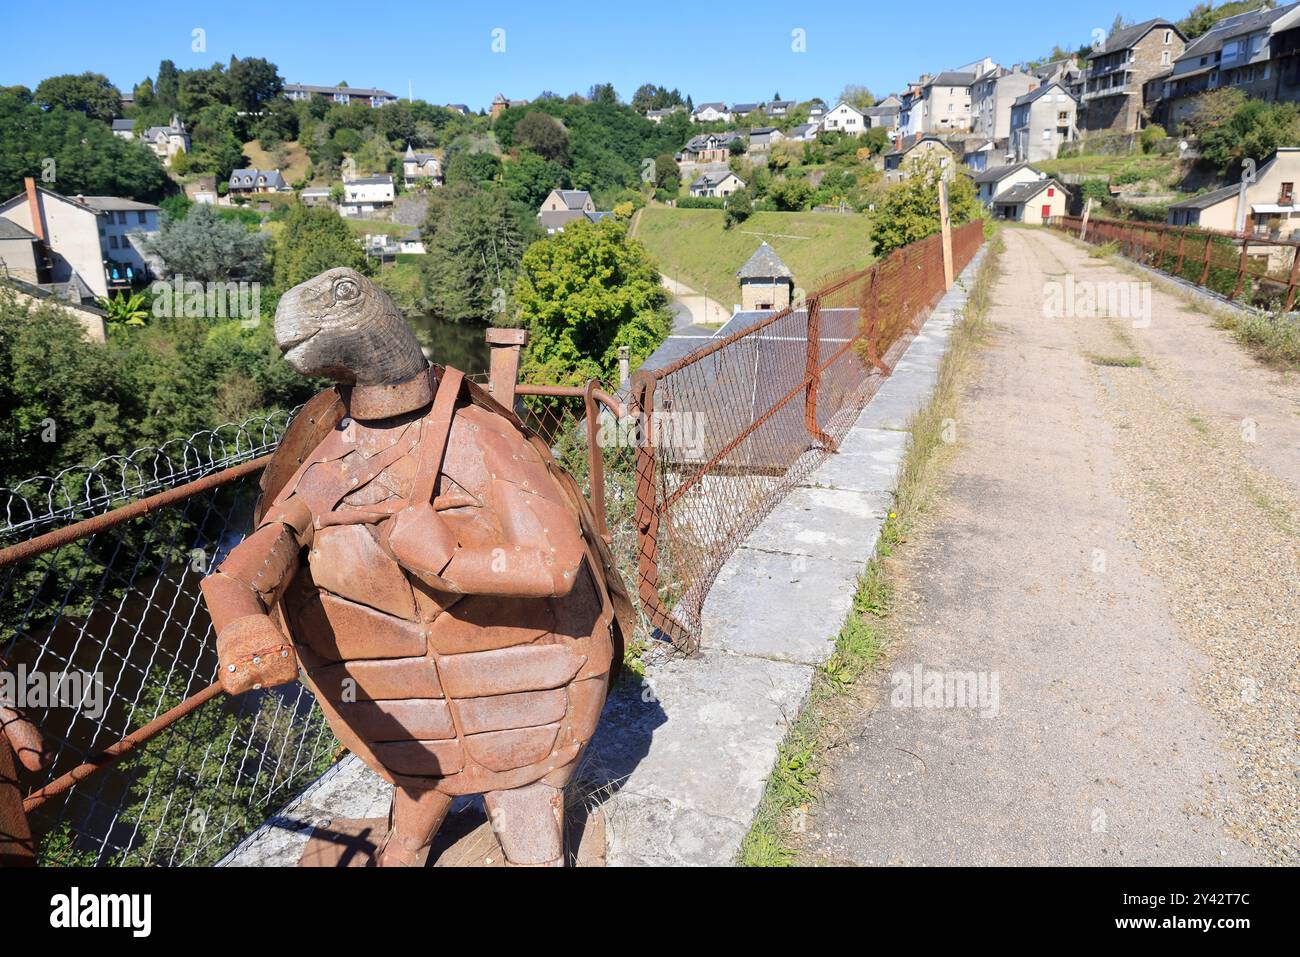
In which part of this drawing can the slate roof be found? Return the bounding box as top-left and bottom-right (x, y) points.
(1012, 82), (1076, 108)
(884, 134), (952, 158)
(736, 242), (793, 281)
(691, 171), (743, 190)
(731, 102), (761, 112)
(974, 162), (1040, 185)
(345, 174), (394, 186)
(0, 218), (38, 241)
(551, 189), (592, 210)
(286, 83), (397, 98)
(928, 71), (977, 87)
(111, 119), (135, 132)
(1174, 3), (1296, 64)
(78, 196), (160, 212)
(1090, 18), (1179, 57)
(229, 169), (288, 190)
(992, 179), (1068, 205)
(694, 102), (728, 112)
(1167, 183), (1241, 210)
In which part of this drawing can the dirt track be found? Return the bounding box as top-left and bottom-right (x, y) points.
(798, 227), (1299, 866)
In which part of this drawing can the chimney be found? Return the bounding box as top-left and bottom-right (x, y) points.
(24, 177), (45, 243)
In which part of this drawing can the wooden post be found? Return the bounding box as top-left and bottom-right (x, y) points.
(1080, 197), (1093, 242)
(485, 327), (527, 411)
(938, 179), (954, 289)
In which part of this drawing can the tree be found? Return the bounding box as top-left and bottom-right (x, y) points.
(767, 178), (813, 211)
(144, 204), (269, 282)
(516, 218), (671, 388)
(419, 184), (540, 324)
(1198, 96), (1300, 174)
(273, 201), (369, 290)
(653, 154), (680, 192)
(223, 56), (283, 113)
(514, 111), (570, 164)
(872, 157), (982, 255)
(862, 127), (890, 155)
(587, 83), (618, 106)
(838, 84), (876, 110)
(724, 188), (753, 228)
(503, 150), (565, 208)
(34, 72), (122, 121)
(154, 60), (180, 110)
(445, 149), (503, 187)
(0, 91), (169, 201)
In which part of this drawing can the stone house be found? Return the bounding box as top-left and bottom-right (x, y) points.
(883, 135), (956, 184)
(402, 144), (443, 188)
(1082, 18), (1186, 133)
(228, 169), (289, 196)
(141, 115), (189, 161)
(1010, 82), (1079, 162)
(678, 132), (746, 164)
(736, 242), (794, 311)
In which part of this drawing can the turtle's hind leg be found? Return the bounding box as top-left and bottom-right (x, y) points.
(484, 780), (566, 867)
(378, 785), (453, 867)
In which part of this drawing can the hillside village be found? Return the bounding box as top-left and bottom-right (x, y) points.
(3, 1), (1300, 338)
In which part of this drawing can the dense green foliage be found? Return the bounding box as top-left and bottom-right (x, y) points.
(872, 158), (982, 255)
(33, 72), (122, 121)
(1178, 0), (1272, 39)
(516, 219), (671, 387)
(417, 183), (540, 324)
(145, 204), (270, 281)
(272, 200), (370, 289)
(1190, 88), (1300, 174)
(0, 91), (169, 201)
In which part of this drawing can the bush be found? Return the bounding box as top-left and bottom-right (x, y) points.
(1140, 124), (1167, 154)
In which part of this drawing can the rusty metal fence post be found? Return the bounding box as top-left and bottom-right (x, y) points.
(803, 294), (836, 451)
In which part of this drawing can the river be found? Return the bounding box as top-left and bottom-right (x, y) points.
(404, 315), (491, 377)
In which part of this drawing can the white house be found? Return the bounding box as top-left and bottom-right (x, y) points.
(691, 102), (733, 123)
(689, 171), (745, 198)
(0, 180), (160, 300)
(398, 230), (426, 254)
(111, 119), (135, 140)
(820, 102), (867, 135)
(973, 163), (1046, 205)
(340, 175), (395, 216)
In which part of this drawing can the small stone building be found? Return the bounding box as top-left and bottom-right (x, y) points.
(737, 242), (794, 311)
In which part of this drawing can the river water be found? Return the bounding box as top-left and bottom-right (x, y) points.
(404, 315), (491, 377)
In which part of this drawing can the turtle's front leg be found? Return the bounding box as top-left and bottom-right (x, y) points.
(378, 786), (453, 867)
(201, 498), (313, 695)
(484, 780), (566, 867)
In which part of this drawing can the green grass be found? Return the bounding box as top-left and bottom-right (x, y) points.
(1216, 309), (1300, 369)
(738, 229), (1004, 866)
(1037, 152), (1182, 187)
(636, 205), (874, 306)
(241, 138), (312, 184)
(1087, 353), (1143, 367)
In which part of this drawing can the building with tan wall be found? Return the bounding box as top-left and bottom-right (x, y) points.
(737, 242), (794, 312)
(1167, 147), (1300, 237)
(991, 178), (1070, 223)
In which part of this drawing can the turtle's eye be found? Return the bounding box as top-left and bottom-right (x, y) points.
(334, 278), (360, 301)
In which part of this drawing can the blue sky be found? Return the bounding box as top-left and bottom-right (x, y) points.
(4, 1), (1185, 109)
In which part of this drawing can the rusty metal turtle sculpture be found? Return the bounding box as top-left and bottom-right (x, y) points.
(201, 267), (632, 867)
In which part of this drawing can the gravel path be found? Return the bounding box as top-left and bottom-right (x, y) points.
(796, 227), (1297, 866)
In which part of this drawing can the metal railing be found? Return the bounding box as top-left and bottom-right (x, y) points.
(0, 219), (985, 864)
(630, 220), (985, 644)
(1053, 214), (1300, 311)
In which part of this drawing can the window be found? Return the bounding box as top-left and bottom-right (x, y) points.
(1162, 51), (1170, 65)
(1281, 182), (1294, 205)
(137, 211), (147, 224)
(108, 235), (118, 249)
(117, 211), (126, 225)
(1164, 30), (1172, 44)
(1047, 187), (1055, 197)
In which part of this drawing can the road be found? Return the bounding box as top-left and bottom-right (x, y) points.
(660, 275), (731, 329)
(798, 226), (1299, 866)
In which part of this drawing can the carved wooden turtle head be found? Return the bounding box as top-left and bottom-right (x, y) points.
(274, 267), (427, 387)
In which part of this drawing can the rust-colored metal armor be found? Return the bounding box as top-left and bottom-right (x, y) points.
(200, 268), (631, 866)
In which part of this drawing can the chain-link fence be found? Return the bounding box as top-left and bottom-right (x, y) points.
(0, 413), (337, 866)
(0, 220), (985, 864)
(630, 220), (985, 643)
